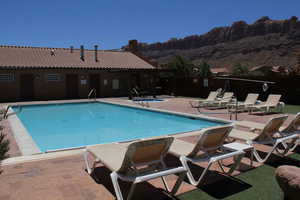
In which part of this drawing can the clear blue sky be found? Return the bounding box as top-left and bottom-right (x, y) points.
(0, 0), (299, 49)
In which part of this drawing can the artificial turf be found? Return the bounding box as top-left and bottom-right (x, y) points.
(178, 153), (300, 200)
(282, 104), (300, 114)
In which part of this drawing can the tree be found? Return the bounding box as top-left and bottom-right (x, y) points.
(196, 62), (212, 77)
(166, 55), (194, 77)
(127, 39), (138, 53)
(0, 126), (9, 174)
(232, 63), (249, 76)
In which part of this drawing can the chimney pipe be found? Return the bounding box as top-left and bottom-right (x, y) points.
(70, 46), (74, 53)
(94, 45), (98, 62)
(80, 45), (84, 61)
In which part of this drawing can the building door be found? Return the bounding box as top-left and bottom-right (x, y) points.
(66, 74), (79, 99)
(131, 73), (141, 88)
(89, 74), (100, 97)
(20, 74), (35, 100)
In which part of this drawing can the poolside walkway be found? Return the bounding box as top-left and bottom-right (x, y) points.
(0, 97), (295, 200)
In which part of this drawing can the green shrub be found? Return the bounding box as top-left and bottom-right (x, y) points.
(232, 63), (249, 76)
(166, 55), (195, 77)
(0, 127), (9, 174)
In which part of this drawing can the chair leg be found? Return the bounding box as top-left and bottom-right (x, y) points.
(280, 138), (299, 153)
(275, 138), (299, 156)
(170, 172), (186, 195)
(180, 156), (212, 186)
(160, 176), (171, 192)
(126, 183), (137, 200)
(111, 172), (125, 200)
(83, 149), (92, 174)
(217, 153), (244, 175)
(250, 143), (279, 163)
(250, 149), (254, 167)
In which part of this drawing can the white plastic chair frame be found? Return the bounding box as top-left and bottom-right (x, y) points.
(247, 133), (299, 163)
(249, 94), (282, 114)
(180, 147), (244, 186)
(83, 138), (187, 200)
(173, 125), (245, 186)
(278, 112), (300, 152)
(232, 115), (299, 164)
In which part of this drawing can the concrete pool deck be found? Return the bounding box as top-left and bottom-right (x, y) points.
(0, 97), (297, 200)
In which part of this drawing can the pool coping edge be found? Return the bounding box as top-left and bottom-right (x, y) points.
(7, 108), (42, 155)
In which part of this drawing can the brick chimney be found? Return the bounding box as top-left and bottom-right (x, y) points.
(94, 45), (98, 62)
(80, 45), (84, 61)
(128, 40), (138, 53)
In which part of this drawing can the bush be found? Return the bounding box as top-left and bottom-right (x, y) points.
(197, 61), (212, 77)
(0, 127), (9, 174)
(232, 63), (249, 76)
(166, 55), (195, 77)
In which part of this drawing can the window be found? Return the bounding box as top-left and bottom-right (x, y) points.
(0, 74), (14, 82)
(112, 79), (119, 90)
(46, 74), (61, 82)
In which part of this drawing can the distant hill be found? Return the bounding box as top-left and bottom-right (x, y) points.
(124, 16), (300, 71)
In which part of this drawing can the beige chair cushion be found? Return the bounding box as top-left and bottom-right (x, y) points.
(87, 143), (130, 172)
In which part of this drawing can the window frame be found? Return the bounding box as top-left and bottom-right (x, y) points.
(46, 73), (61, 82)
(0, 73), (14, 82)
(112, 79), (120, 90)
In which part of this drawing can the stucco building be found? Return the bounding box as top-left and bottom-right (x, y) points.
(0, 45), (158, 102)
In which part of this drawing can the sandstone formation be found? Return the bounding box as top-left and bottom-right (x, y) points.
(124, 17), (300, 71)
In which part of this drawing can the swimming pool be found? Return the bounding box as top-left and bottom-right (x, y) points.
(11, 102), (227, 153)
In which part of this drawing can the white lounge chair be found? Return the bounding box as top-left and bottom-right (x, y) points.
(205, 92), (235, 108)
(169, 125), (246, 186)
(249, 94), (283, 114)
(235, 113), (300, 151)
(189, 91), (219, 108)
(229, 115), (299, 163)
(83, 137), (187, 200)
(228, 93), (259, 112)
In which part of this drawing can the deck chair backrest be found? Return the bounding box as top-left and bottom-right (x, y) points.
(282, 112), (300, 133)
(222, 92), (234, 100)
(119, 137), (174, 173)
(207, 91), (218, 101)
(265, 94), (281, 106)
(189, 125), (234, 157)
(244, 93), (259, 105)
(257, 115), (288, 140)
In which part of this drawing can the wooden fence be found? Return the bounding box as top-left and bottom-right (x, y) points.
(159, 76), (300, 105)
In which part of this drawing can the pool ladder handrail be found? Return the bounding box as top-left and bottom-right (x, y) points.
(3, 105), (22, 119)
(134, 98), (150, 108)
(88, 89), (97, 101)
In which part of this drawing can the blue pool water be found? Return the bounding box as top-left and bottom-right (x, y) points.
(13, 102), (225, 152)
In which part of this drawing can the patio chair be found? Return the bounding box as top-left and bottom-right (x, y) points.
(83, 137), (187, 200)
(205, 92), (234, 108)
(169, 125), (246, 186)
(249, 94), (283, 114)
(229, 115), (299, 163)
(227, 93), (259, 112)
(235, 113), (300, 151)
(189, 91), (218, 108)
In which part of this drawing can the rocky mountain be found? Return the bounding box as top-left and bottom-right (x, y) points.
(125, 16), (300, 70)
